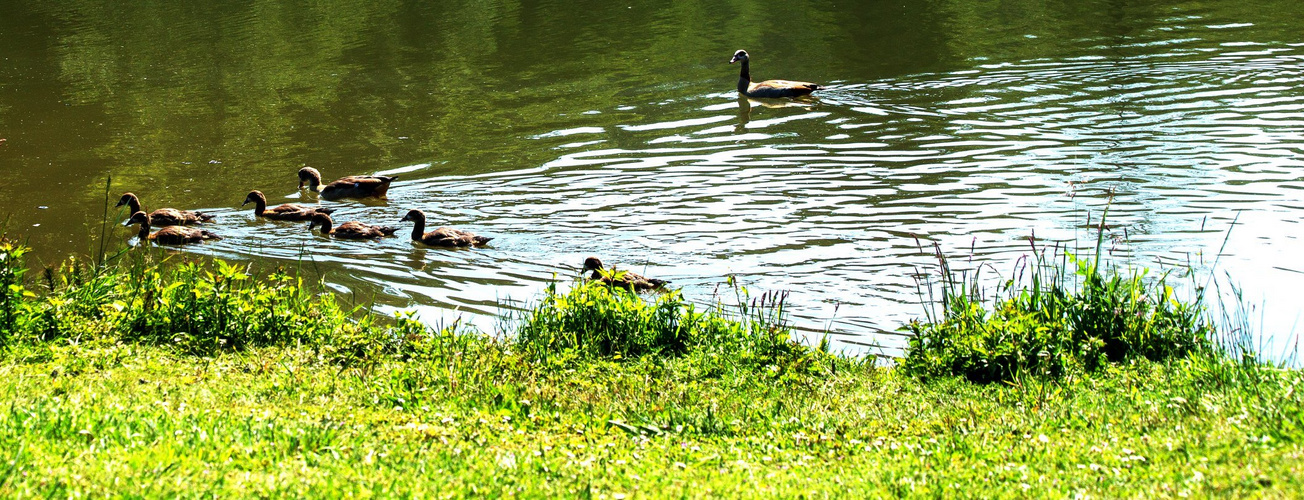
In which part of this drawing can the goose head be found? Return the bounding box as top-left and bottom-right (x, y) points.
(729, 50), (749, 64)
(124, 211), (150, 227)
(307, 212), (333, 232)
(115, 192), (140, 209)
(114, 190), (141, 212)
(241, 190), (266, 206)
(298, 167), (322, 189)
(399, 209), (426, 224)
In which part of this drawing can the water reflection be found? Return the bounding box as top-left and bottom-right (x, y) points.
(736, 97), (750, 133)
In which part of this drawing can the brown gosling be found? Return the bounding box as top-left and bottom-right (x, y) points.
(242, 190), (335, 221)
(307, 212), (397, 239)
(124, 211), (221, 245)
(116, 192), (215, 226)
(582, 256), (669, 292)
(297, 167), (397, 200)
(399, 209), (492, 247)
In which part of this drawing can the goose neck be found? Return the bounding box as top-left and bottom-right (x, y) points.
(409, 216), (426, 241)
(737, 59), (751, 93)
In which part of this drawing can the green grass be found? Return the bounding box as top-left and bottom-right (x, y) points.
(0, 240), (1301, 497)
(2, 338), (1301, 497)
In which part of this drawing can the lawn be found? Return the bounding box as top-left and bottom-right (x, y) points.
(0, 240), (1300, 497)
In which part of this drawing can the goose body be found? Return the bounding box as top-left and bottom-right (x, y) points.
(729, 50), (823, 99)
(582, 257), (668, 292)
(298, 167), (396, 200)
(242, 190), (334, 221)
(308, 213), (397, 239)
(124, 211), (221, 245)
(116, 192), (215, 226)
(399, 209), (492, 247)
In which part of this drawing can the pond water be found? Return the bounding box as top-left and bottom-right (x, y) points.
(2, 0), (1302, 357)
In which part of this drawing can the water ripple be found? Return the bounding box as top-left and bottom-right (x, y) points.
(153, 36), (1304, 357)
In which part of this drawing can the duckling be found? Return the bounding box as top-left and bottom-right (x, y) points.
(242, 190), (335, 221)
(582, 257), (669, 292)
(307, 212), (397, 239)
(729, 50), (823, 98)
(399, 209), (492, 247)
(124, 211), (221, 245)
(115, 192), (215, 226)
(298, 167), (397, 200)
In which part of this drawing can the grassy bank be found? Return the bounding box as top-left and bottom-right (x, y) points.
(0, 240), (1301, 497)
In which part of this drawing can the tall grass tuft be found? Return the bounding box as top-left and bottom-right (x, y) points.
(515, 276), (838, 380)
(516, 280), (690, 359)
(3, 241), (382, 356)
(902, 216), (1213, 383)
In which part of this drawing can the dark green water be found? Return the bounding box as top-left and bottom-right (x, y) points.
(3, 0), (1303, 355)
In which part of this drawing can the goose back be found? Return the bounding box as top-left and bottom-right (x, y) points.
(124, 211), (221, 245)
(243, 190), (335, 221)
(400, 209), (492, 247)
(116, 192), (215, 226)
(298, 167), (397, 200)
(308, 213), (397, 239)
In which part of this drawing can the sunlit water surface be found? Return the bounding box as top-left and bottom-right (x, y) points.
(2, 1), (1302, 358)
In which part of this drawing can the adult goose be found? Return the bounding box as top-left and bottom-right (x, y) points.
(729, 50), (823, 98)
(124, 211), (221, 245)
(115, 192), (215, 226)
(307, 213), (397, 239)
(582, 257), (668, 292)
(399, 209), (492, 247)
(298, 167), (397, 200)
(242, 190), (334, 221)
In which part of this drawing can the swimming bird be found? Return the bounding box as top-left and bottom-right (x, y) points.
(399, 209), (492, 247)
(124, 211), (221, 245)
(729, 50), (823, 98)
(115, 192), (215, 226)
(298, 167), (396, 200)
(307, 213), (397, 239)
(242, 190), (335, 221)
(582, 257), (668, 292)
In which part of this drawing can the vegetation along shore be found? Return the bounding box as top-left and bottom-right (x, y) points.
(0, 225), (1300, 498)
